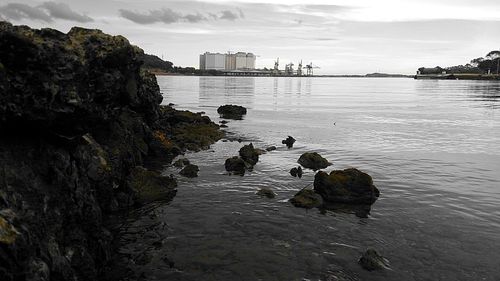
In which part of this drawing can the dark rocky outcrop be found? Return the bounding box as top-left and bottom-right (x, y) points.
(217, 104), (247, 120)
(0, 22), (221, 281)
(256, 188), (276, 199)
(289, 189), (323, 208)
(282, 136), (296, 148)
(298, 152), (332, 170)
(239, 143), (259, 167)
(224, 156), (246, 176)
(314, 168), (380, 204)
(358, 249), (389, 271)
(179, 164), (199, 178)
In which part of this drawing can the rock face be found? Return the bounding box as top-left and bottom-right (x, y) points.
(224, 156), (246, 176)
(179, 164), (199, 178)
(358, 249), (389, 271)
(298, 152), (332, 170)
(282, 136), (296, 148)
(314, 168), (380, 204)
(239, 143), (259, 167)
(217, 104), (247, 120)
(0, 22), (221, 281)
(289, 189), (323, 208)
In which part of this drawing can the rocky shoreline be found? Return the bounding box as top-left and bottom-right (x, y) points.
(0, 22), (222, 281)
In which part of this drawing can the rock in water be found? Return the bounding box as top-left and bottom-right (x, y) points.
(298, 152), (332, 170)
(239, 143), (259, 167)
(358, 249), (389, 271)
(129, 167), (177, 203)
(179, 164), (199, 178)
(256, 188), (276, 199)
(217, 104), (247, 120)
(265, 146), (277, 152)
(314, 168), (380, 204)
(281, 136), (296, 148)
(173, 158), (190, 168)
(225, 156), (246, 176)
(289, 189), (323, 208)
(290, 166), (303, 178)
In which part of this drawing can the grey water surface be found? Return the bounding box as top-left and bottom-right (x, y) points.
(115, 76), (500, 281)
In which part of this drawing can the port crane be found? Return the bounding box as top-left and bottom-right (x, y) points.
(304, 62), (320, 76)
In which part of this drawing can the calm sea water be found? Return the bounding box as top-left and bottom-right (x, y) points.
(114, 76), (500, 281)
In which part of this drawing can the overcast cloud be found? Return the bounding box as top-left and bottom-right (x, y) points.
(0, 1), (93, 23)
(1, 0), (500, 74)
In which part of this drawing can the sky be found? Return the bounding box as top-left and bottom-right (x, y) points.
(1, 0), (500, 74)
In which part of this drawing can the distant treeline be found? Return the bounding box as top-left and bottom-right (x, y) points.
(418, 50), (500, 75)
(138, 53), (217, 75)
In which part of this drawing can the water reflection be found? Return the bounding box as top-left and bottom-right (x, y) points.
(199, 77), (255, 108)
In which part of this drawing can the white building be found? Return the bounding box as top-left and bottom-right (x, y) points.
(200, 52), (256, 71)
(199, 52), (226, 70)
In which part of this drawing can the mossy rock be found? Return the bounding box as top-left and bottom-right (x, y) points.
(359, 249), (390, 271)
(0, 216), (19, 245)
(298, 152), (332, 170)
(217, 105), (247, 120)
(257, 188), (276, 199)
(314, 168), (380, 204)
(179, 164), (199, 178)
(239, 143), (259, 167)
(129, 166), (177, 203)
(289, 189), (323, 209)
(225, 156), (246, 176)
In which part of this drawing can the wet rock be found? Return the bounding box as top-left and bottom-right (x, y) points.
(289, 189), (323, 208)
(129, 167), (177, 203)
(179, 164), (199, 178)
(256, 188), (276, 199)
(219, 120), (228, 124)
(281, 136), (296, 148)
(265, 146), (277, 152)
(314, 168), (380, 204)
(220, 124), (228, 128)
(289, 166), (303, 178)
(358, 249), (389, 271)
(298, 152), (332, 170)
(0, 216), (19, 244)
(217, 104), (247, 120)
(239, 143), (259, 167)
(225, 156), (246, 176)
(173, 158), (190, 168)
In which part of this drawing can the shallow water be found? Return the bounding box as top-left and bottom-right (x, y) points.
(114, 77), (500, 280)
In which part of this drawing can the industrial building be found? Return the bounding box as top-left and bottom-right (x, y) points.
(200, 52), (256, 71)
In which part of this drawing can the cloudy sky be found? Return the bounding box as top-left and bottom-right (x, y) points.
(1, 0), (500, 74)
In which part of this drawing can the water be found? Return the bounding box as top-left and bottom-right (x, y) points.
(113, 77), (500, 281)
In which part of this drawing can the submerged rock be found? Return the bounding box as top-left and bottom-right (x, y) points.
(314, 168), (380, 204)
(358, 249), (389, 271)
(265, 146), (277, 152)
(282, 136), (296, 148)
(289, 189), (323, 208)
(290, 166), (303, 178)
(217, 104), (247, 120)
(179, 164), (199, 178)
(129, 167), (177, 203)
(239, 143), (259, 166)
(298, 152), (332, 170)
(257, 188), (276, 199)
(225, 156), (246, 176)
